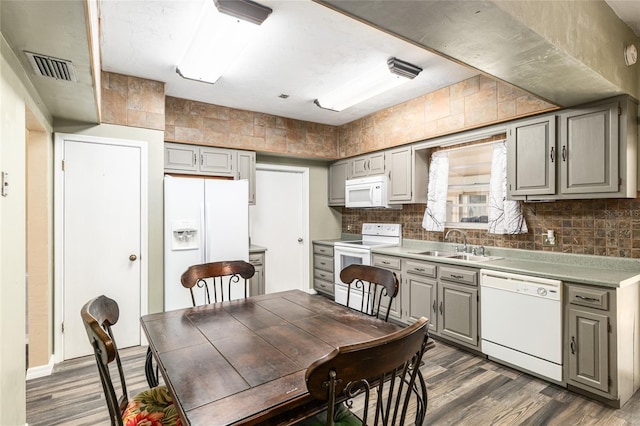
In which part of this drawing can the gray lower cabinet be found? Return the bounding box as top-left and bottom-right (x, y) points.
(438, 266), (479, 348)
(328, 160), (348, 206)
(565, 283), (612, 396)
(403, 260), (437, 330)
(248, 251), (265, 296)
(373, 254), (479, 349)
(313, 243), (334, 296)
(372, 254), (402, 321)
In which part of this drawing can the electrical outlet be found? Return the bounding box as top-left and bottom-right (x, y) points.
(347, 225), (352, 231)
(542, 233), (557, 247)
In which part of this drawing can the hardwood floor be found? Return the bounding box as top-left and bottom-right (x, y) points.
(27, 341), (640, 425)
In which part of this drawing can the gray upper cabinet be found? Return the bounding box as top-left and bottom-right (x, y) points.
(165, 143), (257, 204)
(387, 147), (412, 203)
(237, 150), (256, 205)
(507, 114), (556, 197)
(559, 102), (618, 194)
(508, 95), (638, 201)
(199, 147), (235, 177)
(328, 159), (348, 206)
(165, 143), (199, 172)
(350, 152), (385, 178)
(165, 142), (234, 176)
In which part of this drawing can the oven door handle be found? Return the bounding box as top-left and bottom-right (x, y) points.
(335, 247), (369, 256)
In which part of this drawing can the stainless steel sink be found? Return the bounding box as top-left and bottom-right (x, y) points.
(448, 253), (502, 262)
(411, 250), (456, 257)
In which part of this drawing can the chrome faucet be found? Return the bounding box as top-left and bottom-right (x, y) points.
(445, 229), (467, 253)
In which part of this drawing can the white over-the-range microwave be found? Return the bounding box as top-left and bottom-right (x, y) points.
(344, 175), (399, 209)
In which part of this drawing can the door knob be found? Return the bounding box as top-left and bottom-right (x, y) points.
(129, 254), (138, 261)
(298, 238), (303, 243)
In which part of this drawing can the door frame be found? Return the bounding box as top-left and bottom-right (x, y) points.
(53, 133), (149, 362)
(254, 163), (310, 293)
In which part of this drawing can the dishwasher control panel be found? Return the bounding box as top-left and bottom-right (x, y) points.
(480, 269), (562, 301)
(515, 282), (559, 299)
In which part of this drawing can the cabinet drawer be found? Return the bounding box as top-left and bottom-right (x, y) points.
(313, 244), (334, 257)
(314, 278), (334, 295)
(404, 260), (436, 278)
(372, 255), (401, 271)
(568, 286), (609, 311)
(248, 253), (264, 266)
(314, 254), (334, 272)
(314, 268), (334, 283)
(439, 266), (477, 286)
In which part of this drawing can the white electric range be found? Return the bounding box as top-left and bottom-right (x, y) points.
(333, 223), (402, 310)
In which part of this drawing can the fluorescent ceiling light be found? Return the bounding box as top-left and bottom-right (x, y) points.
(214, 0), (272, 25)
(176, 0), (271, 84)
(315, 58), (422, 112)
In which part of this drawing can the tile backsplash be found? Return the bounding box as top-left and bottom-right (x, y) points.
(341, 198), (640, 258)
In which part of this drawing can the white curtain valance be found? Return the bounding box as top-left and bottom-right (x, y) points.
(422, 151), (449, 232)
(487, 141), (528, 234)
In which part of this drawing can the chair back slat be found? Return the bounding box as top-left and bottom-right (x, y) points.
(80, 295), (127, 426)
(181, 260), (255, 306)
(305, 317), (430, 426)
(339, 265), (399, 321)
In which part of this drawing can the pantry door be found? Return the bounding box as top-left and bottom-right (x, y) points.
(249, 164), (308, 294)
(54, 133), (148, 360)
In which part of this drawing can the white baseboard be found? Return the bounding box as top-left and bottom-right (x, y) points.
(26, 355), (54, 380)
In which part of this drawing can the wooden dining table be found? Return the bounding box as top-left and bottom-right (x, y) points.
(141, 290), (403, 425)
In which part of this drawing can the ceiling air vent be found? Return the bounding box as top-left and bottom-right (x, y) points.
(24, 51), (77, 82)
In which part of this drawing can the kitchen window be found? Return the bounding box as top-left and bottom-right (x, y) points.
(423, 140), (527, 234)
(445, 144), (491, 228)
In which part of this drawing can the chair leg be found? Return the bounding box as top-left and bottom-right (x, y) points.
(145, 347), (159, 388)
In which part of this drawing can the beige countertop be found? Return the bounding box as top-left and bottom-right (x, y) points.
(313, 237), (640, 289)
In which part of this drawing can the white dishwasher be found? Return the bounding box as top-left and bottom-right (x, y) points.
(480, 269), (563, 383)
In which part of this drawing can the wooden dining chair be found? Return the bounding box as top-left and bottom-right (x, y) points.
(339, 264), (399, 322)
(180, 260), (256, 306)
(145, 260), (256, 387)
(303, 317), (432, 426)
(80, 295), (182, 426)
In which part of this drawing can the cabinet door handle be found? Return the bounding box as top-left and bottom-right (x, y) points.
(366, 159), (370, 171)
(382, 261), (390, 265)
(193, 153), (197, 166)
(562, 145), (567, 161)
(451, 274), (464, 279)
(550, 146), (555, 163)
(576, 295), (599, 302)
(439, 301), (443, 315)
(432, 300), (436, 313)
(388, 171), (391, 179)
(570, 336), (576, 354)
(415, 268), (425, 272)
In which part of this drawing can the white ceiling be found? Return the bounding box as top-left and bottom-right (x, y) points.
(606, 0), (640, 37)
(98, 0), (478, 126)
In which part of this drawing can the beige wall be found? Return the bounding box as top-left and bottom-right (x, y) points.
(1, 34), (53, 426)
(53, 122), (166, 313)
(26, 127), (52, 368)
(256, 154), (342, 288)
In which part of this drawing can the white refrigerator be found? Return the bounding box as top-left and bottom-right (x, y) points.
(164, 176), (249, 311)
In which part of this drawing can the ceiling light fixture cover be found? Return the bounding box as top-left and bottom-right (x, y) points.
(214, 0), (272, 25)
(177, 0), (271, 84)
(315, 57), (422, 112)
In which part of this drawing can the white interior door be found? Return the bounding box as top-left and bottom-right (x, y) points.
(249, 165), (308, 294)
(55, 134), (147, 360)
